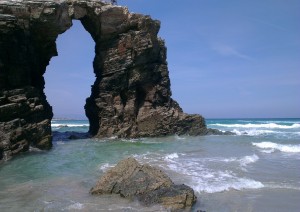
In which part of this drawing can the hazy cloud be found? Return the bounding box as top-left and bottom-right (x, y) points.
(213, 44), (253, 60)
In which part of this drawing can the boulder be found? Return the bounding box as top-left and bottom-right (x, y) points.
(91, 157), (197, 210)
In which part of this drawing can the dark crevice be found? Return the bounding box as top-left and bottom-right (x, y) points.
(120, 89), (127, 107)
(135, 85), (146, 117)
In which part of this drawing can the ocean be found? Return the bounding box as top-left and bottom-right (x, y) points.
(0, 118), (299, 211)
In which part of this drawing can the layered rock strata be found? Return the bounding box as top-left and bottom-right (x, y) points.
(0, 0), (207, 161)
(91, 157), (197, 210)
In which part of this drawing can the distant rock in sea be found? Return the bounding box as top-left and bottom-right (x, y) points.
(91, 157), (197, 210)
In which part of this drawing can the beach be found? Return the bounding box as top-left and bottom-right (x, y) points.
(0, 118), (299, 211)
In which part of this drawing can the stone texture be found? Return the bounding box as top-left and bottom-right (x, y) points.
(0, 0), (208, 161)
(91, 157), (197, 210)
(0, 87), (52, 160)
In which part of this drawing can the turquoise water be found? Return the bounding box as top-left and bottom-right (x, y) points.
(0, 119), (299, 211)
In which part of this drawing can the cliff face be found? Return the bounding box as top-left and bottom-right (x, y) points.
(0, 0), (207, 161)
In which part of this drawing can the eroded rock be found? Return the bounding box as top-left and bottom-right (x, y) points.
(91, 157), (197, 210)
(0, 0), (208, 161)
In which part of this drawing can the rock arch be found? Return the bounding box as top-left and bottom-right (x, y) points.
(0, 0), (206, 161)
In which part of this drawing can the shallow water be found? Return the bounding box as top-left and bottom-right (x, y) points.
(0, 119), (299, 211)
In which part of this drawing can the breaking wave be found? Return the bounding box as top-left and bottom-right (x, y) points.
(51, 124), (89, 128)
(164, 157), (264, 193)
(252, 142), (300, 153)
(164, 153), (179, 160)
(193, 177), (264, 193)
(211, 123), (300, 129)
(134, 152), (263, 194)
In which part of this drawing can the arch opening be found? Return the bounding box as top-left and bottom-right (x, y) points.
(44, 20), (95, 135)
(0, 1), (208, 162)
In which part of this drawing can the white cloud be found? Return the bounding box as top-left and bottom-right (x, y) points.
(213, 44), (253, 60)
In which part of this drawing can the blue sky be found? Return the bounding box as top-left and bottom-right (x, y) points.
(44, 0), (300, 119)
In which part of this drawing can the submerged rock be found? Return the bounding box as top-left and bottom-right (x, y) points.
(91, 157), (197, 210)
(204, 128), (235, 135)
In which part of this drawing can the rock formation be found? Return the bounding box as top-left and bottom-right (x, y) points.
(91, 157), (197, 210)
(0, 0), (207, 161)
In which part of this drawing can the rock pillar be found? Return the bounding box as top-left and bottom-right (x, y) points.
(0, 0), (206, 161)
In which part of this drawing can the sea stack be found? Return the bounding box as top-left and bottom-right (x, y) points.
(0, 0), (207, 161)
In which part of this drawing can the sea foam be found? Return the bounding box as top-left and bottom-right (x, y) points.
(171, 161), (264, 193)
(158, 153), (263, 193)
(239, 154), (259, 166)
(208, 154), (259, 168)
(232, 129), (278, 136)
(51, 124), (89, 128)
(252, 142), (300, 153)
(211, 123), (300, 129)
(194, 177), (264, 193)
(99, 163), (115, 172)
(66, 202), (84, 210)
(164, 153), (179, 160)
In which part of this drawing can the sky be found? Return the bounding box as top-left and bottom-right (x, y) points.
(44, 0), (300, 119)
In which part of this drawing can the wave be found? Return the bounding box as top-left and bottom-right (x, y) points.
(212, 154), (259, 168)
(266, 183), (300, 191)
(51, 124), (89, 128)
(232, 129), (276, 136)
(134, 152), (263, 194)
(211, 123), (300, 129)
(252, 142), (300, 153)
(239, 154), (259, 166)
(256, 120), (300, 124)
(229, 129), (300, 139)
(164, 153), (179, 160)
(193, 177), (264, 193)
(165, 158), (264, 193)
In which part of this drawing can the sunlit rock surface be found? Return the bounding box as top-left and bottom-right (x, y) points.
(91, 157), (197, 210)
(0, 0), (207, 161)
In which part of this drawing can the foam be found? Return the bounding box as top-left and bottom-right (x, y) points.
(260, 149), (275, 153)
(174, 162), (264, 193)
(160, 154), (263, 193)
(232, 129), (278, 136)
(132, 152), (263, 194)
(239, 154), (259, 166)
(51, 124), (89, 128)
(175, 135), (186, 140)
(267, 183), (300, 191)
(231, 129), (300, 139)
(194, 178), (264, 193)
(252, 142), (300, 153)
(256, 120), (300, 124)
(164, 153), (179, 160)
(66, 202), (84, 210)
(210, 154), (259, 167)
(99, 163), (115, 172)
(211, 123), (300, 129)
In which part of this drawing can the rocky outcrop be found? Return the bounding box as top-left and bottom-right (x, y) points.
(91, 157), (197, 210)
(0, 0), (207, 161)
(0, 87), (52, 160)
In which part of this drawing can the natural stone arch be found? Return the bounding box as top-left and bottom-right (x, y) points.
(0, 0), (207, 161)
